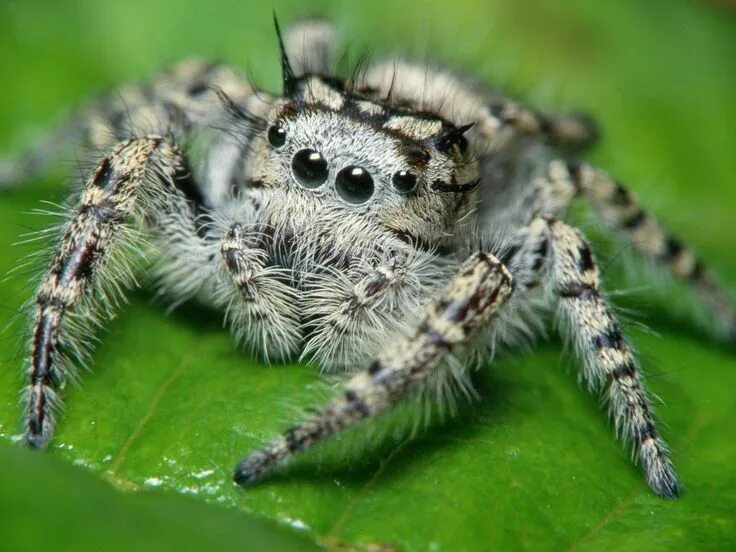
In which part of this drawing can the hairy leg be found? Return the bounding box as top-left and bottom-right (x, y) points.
(485, 98), (598, 151)
(298, 249), (448, 370)
(300, 254), (411, 368)
(573, 163), (735, 340)
(0, 59), (259, 189)
(23, 135), (194, 448)
(233, 251), (514, 485)
(512, 160), (735, 341)
(359, 59), (598, 154)
(512, 217), (679, 498)
(217, 222), (301, 362)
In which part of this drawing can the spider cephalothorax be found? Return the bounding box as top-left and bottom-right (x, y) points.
(4, 16), (734, 500)
(245, 72), (480, 248)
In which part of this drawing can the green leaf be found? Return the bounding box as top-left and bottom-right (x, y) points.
(1, 1), (735, 550)
(0, 441), (320, 552)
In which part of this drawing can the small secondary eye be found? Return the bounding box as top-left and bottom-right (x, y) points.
(268, 124), (287, 148)
(392, 170), (417, 194)
(292, 149), (328, 188)
(336, 166), (374, 204)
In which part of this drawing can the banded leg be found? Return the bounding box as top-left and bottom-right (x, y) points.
(485, 98), (598, 151)
(519, 217), (680, 498)
(300, 255), (415, 369)
(84, 59), (259, 149)
(501, 159), (580, 225)
(23, 136), (190, 448)
(218, 223), (301, 362)
(233, 251), (514, 485)
(572, 163), (736, 341)
(507, 160), (735, 341)
(359, 59), (598, 154)
(0, 58), (259, 189)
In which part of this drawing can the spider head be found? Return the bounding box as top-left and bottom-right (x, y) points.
(243, 72), (480, 248)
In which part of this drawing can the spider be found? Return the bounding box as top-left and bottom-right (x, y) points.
(4, 16), (734, 500)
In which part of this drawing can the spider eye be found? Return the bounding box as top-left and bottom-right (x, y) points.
(268, 124), (287, 148)
(336, 166), (374, 204)
(292, 149), (328, 188)
(392, 170), (417, 194)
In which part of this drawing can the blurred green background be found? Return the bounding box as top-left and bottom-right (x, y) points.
(1, 0), (735, 550)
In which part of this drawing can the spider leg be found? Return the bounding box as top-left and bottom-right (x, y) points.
(514, 217), (680, 498)
(500, 159), (580, 225)
(573, 163), (735, 341)
(485, 98), (598, 152)
(513, 160), (735, 341)
(217, 222), (301, 362)
(300, 253), (422, 369)
(0, 59), (259, 189)
(233, 251), (514, 485)
(359, 59), (598, 153)
(23, 135), (192, 449)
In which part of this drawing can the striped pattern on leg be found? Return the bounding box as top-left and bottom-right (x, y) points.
(486, 99), (598, 151)
(218, 223), (301, 362)
(571, 163), (736, 341)
(24, 136), (185, 449)
(233, 252), (514, 486)
(543, 217), (680, 498)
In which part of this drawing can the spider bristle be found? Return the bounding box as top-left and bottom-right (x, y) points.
(211, 86), (266, 137)
(346, 51), (373, 94)
(273, 11), (297, 95)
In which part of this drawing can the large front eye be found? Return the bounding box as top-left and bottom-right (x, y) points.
(336, 165), (374, 204)
(268, 124), (287, 148)
(292, 149), (328, 188)
(392, 170), (417, 194)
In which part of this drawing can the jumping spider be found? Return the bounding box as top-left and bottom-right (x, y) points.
(5, 17), (734, 499)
